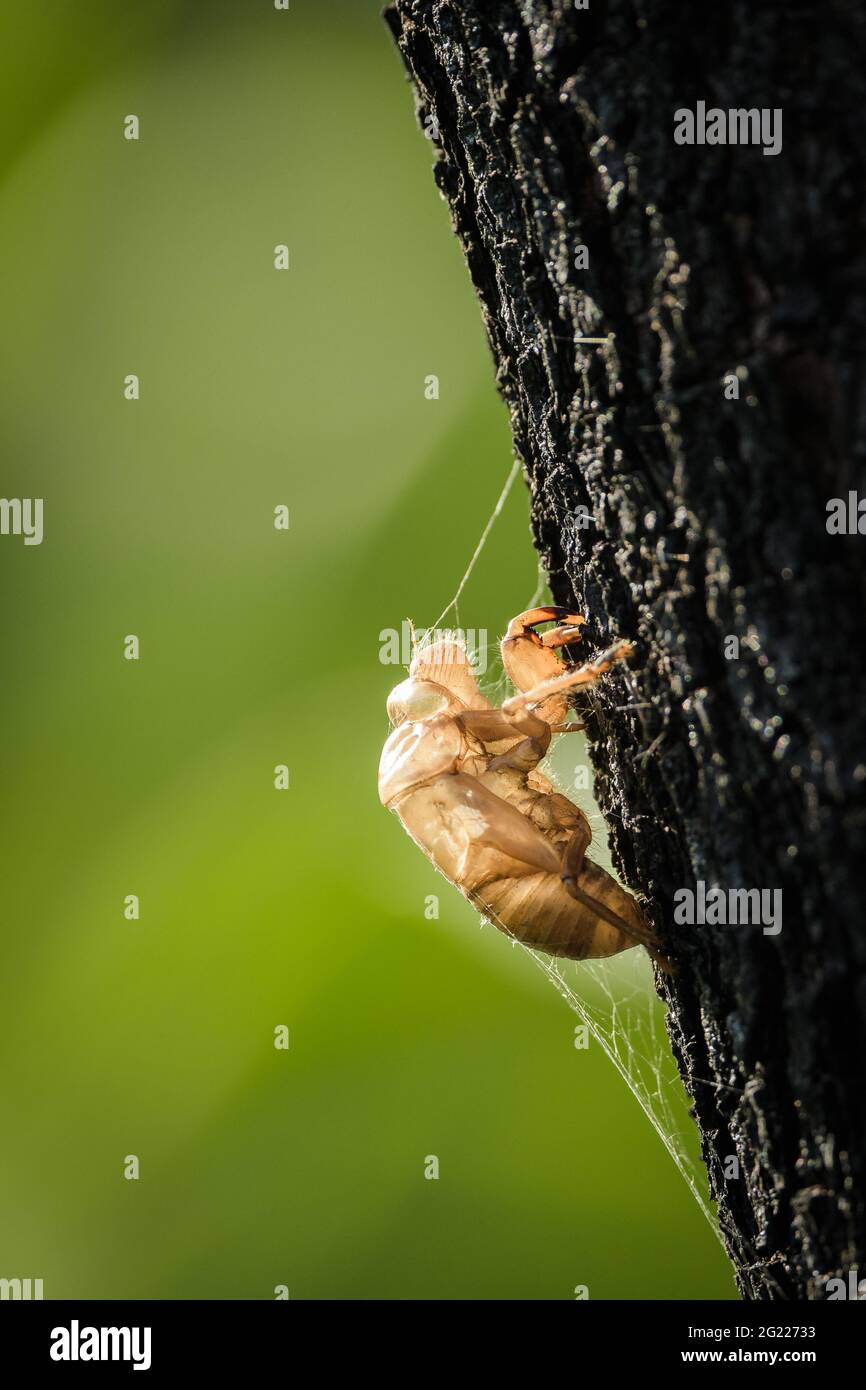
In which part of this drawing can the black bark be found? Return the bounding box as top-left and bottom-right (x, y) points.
(385, 0), (866, 1299)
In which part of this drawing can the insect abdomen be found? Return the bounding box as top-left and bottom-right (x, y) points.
(474, 859), (644, 962)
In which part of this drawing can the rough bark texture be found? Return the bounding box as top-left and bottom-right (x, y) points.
(385, 0), (866, 1300)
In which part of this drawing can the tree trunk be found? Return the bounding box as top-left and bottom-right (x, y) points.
(385, 0), (866, 1300)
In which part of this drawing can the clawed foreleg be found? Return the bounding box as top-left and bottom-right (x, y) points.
(504, 640), (634, 714)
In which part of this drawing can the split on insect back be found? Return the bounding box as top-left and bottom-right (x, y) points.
(378, 606), (672, 975)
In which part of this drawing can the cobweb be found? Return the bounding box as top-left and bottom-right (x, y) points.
(418, 460), (724, 1249)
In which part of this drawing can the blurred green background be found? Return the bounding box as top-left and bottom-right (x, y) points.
(0, 0), (734, 1299)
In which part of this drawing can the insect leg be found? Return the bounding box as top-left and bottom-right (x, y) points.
(503, 606), (586, 642)
(560, 820), (592, 887)
(560, 861), (657, 958)
(503, 640), (634, 713)
(502, 609), (587, 726)
(538, 624), (585, 650)
(457, 706), (552, 769)
(559, 839), (674, 974)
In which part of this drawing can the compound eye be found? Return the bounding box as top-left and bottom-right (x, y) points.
(387, 679), (448, 725)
